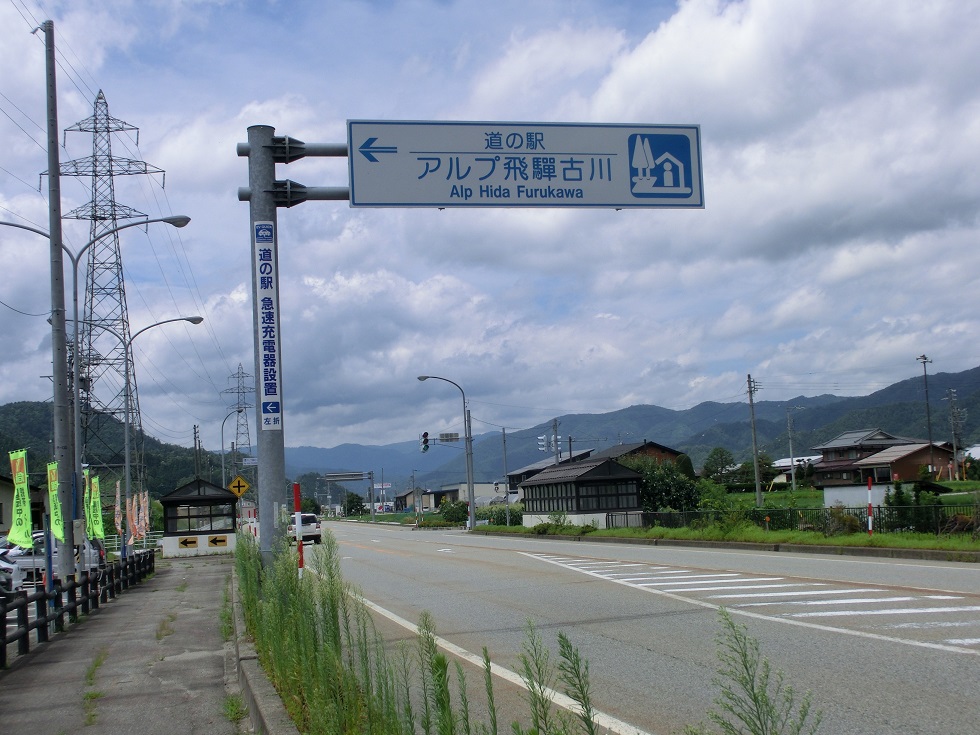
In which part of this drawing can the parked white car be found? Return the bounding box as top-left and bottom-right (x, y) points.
(0, 531), (106, 587)
(286, 513), (322, 544)
(0, 553), (25, 592)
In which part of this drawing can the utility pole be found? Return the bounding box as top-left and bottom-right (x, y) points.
(787, 405), (803, 493)
(552, 418), (560, 465)
(917, 355), (935, 473)
(747, 374), (762, 506)
(502, 428), (510, 527)
(41, 20), (74, 579)
(946, 389), (965, 480)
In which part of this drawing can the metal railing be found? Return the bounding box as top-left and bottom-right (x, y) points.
(1, 550), (155, 667)
(607, 504), (979, 535)
(102, 531), (164, 554)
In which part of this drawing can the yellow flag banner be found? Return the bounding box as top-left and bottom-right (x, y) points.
(7, 449), (33, 548)
(46, 461), (65, 542)
(83, 468), (92, 538)
(90, 476), (105, 539)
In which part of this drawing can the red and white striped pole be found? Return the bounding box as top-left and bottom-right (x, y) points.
(867, 476), (873, 536)
(293, 482), (304, 578)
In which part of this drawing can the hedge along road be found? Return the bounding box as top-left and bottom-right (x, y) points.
(326, 522), (980, 735)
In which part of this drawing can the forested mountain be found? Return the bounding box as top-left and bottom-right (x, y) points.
(3, 365), (979, 498)
(0, 401), (204, 496)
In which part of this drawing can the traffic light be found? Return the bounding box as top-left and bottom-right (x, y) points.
(420, 432), (430, 453)
(538, 435), (546, 451)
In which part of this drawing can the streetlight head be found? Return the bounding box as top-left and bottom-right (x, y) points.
(417, 375), (429, 381)
(164, 215), (191, 228)
(186, 316), (204, 325)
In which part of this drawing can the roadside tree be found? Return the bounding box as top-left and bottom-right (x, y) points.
(702, 447), (736, 483)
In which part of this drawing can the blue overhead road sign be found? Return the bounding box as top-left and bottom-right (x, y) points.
(347, 120), (703, 209)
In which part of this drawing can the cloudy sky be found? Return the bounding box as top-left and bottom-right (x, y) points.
(1, 0), (978, 455)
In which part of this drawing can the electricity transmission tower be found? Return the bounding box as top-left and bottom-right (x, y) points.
(223, 364), (255, 485)
(60, 90), (166, 485)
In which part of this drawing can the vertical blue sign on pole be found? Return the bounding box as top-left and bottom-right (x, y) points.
(253, 220), (282, 431)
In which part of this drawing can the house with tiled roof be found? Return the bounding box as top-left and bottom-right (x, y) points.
(810, 429), (924, 489)
(519, 458), (641, 527)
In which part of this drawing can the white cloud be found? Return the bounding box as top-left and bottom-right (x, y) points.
(1, 0), (979, 455)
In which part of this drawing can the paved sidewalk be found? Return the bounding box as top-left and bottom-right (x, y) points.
(0, 555), (243, 734)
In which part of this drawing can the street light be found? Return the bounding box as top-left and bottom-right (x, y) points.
(917, 355), (935, 473)
(221, 408), (245, 489)
(417, 375), (475, 531)
(85, 315), (203, 558)
(0, 215), (191, 574)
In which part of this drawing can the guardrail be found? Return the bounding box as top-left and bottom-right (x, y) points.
(1, 550), (155, 668)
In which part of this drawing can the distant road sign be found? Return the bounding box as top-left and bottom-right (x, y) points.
(347, 120), (703, 209)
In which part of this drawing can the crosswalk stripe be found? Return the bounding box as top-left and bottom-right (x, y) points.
(788, 605), (980, 618)
(736, 595), (962, 608)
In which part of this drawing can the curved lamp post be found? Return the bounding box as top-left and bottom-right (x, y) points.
(417, 375), (475, 531)
(85, 315), (204, 558)
(0, 215), (190, 573)
(221, 408), (245, 489)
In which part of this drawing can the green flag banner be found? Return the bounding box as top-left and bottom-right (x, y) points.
(83, 468), (92, 538)
(90, 475), (105, 539)
(46, 461), (64, 542)
(8, 449), (33, 548)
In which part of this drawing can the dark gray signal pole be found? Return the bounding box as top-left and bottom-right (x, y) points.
(238, 127), (348, 564)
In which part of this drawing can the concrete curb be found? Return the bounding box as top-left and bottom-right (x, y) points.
(230, 569), (300, 735)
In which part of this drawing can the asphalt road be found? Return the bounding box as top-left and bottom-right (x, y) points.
(327, 523), (980, 735)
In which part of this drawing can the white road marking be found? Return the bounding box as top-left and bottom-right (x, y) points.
(522, 552), (980, 657)
(788, 605), (980, 619)
(358, 596), (656, 735)
(736, 595), (962, 608)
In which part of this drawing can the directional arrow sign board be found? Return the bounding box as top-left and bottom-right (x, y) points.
(348, 120), (703, 208)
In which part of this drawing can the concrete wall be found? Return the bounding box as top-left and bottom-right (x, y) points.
(523, 511), (606, 527)
(161, 531), (237, 557)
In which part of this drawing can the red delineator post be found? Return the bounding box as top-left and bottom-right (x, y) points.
(867, 476), (873, 536)
(294, 482), (304, 577)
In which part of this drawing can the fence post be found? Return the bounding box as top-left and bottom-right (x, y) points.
(16, 590), (29, 656)
(35, 590), (50, 644)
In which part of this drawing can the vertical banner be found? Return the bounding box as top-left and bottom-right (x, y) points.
(83, 468), (92, 538)
(253, 221), (283, 431)
(90, 475), (105, 539)
(114, 480), (123, 537)
(46, 461), (64, 542)
(7, 449), (32, 548)
(140, 489), (150, 538)
(127, 495), (137, 545)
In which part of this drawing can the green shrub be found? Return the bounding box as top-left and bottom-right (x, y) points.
(439, 499), (469, 524)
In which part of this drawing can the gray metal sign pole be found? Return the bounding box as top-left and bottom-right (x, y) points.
(239, 128), (348, 565)
(244, 125), (287, 564)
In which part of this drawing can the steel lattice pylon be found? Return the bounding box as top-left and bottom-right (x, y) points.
(223, 363), (255, 489)
(61, 90), (165, 485)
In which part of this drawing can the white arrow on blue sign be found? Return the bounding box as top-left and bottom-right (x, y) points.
(347, 120), (703, 209)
